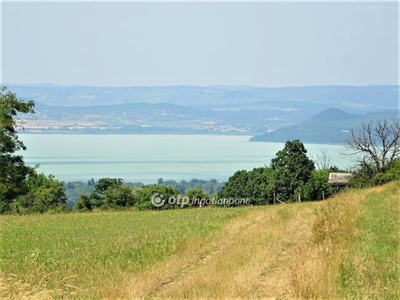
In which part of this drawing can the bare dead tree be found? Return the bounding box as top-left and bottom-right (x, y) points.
(343, 119), (400, 172)
(313, 148), (331, 170)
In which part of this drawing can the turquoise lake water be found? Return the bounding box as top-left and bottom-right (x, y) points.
(20, 134), (353, 183)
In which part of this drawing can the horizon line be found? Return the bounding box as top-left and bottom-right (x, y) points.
(1, 83), (399, 89)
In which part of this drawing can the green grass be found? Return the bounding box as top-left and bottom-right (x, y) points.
(290, 181), (400, 299)
(2, 183), (400, 299)
(338, 185), (400, 298)
(0, 207), (251, 299)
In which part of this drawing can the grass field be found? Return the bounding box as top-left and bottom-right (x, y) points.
(1, 181), (400, 299)
(290, 182), (400, 299)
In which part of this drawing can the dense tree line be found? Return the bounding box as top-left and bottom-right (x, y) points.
(74, 179), (210, 211)
(64, 180), (96, 207)
(64, 178), (224, 207)
(156, 178), (224, 195)
(75, 140), (336, 211)
(218, 140), (335, 205)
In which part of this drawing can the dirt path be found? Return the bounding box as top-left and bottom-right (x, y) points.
(125, 203), (318, 299)
(252, 207), (315, 299)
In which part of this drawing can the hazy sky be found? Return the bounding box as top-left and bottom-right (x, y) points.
(1, 1), (398, 87)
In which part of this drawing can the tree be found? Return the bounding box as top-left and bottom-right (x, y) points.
(75, 194), (94, 211)
(90, 177), (123, 207)
(157, 178), (224, 195)
(135, 184), (179, 210)
(88, 178), (95, 186)
(312, 148), (331, 170)
(271, 140), (315, 201)
(218, 167), (274, 205)
(65, 181), (95, 207)
(247, 167), (274, 205)
(103, 185), (135, 208)
(77, 178), (136, 210)
(349, 157), (400, 188)
(93, 177), (123, 194)
(185, 188), (209, 207)
(344, 119), (400, 173)
(218, 170), (250, 200)
(15, 173), (68, 213)
(0, 86), (35, 212)
(298, 170), (332, 201)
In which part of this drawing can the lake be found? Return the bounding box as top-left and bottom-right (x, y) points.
(19, 134), (352, 183)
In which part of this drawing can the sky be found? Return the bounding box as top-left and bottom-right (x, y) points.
(1, 1), (399, 87)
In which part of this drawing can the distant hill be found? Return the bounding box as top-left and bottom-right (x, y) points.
(250, 108), (399, 144)
(9, 84), (399, 135)
(9, 84), (399, 114)
(25, 101), (284, 134)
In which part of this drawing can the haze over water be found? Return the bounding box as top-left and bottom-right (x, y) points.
(21, 134), (352, 183)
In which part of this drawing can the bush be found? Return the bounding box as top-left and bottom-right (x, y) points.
(75, 194), (94, 211)
(349, 159), (400, 188)
(185, 188), (209, 207)
(135, 184), (179, 210)
(298, 170), (332, 201)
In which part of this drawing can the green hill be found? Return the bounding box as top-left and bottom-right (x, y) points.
(250, 108), (399, 144)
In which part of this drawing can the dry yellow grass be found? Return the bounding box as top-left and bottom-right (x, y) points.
(124, 203), (318, 300)
(289, 191), (366, 299)
(289, 182), (400, 299)
(0, 271), (69, 300)
(3, 183), (399, 299)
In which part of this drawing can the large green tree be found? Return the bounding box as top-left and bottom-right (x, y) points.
(15, 173), (68, 213)
(0, 86), (35, 212)
(218, 167), (274, 205)
(218, 170), (250, 200)
(103, 185), (136, 208)
(271, 140), (315, 201)
(246, 167), (275, 205)
(297, 169), (332, 201)
(76, 178), (136, 210)
(90, 177), (124, 207)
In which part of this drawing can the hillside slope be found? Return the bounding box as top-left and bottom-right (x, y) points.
(250, 108), (399, 144)
(290, 181), (400, 298)
(1, 182), (399, 299)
